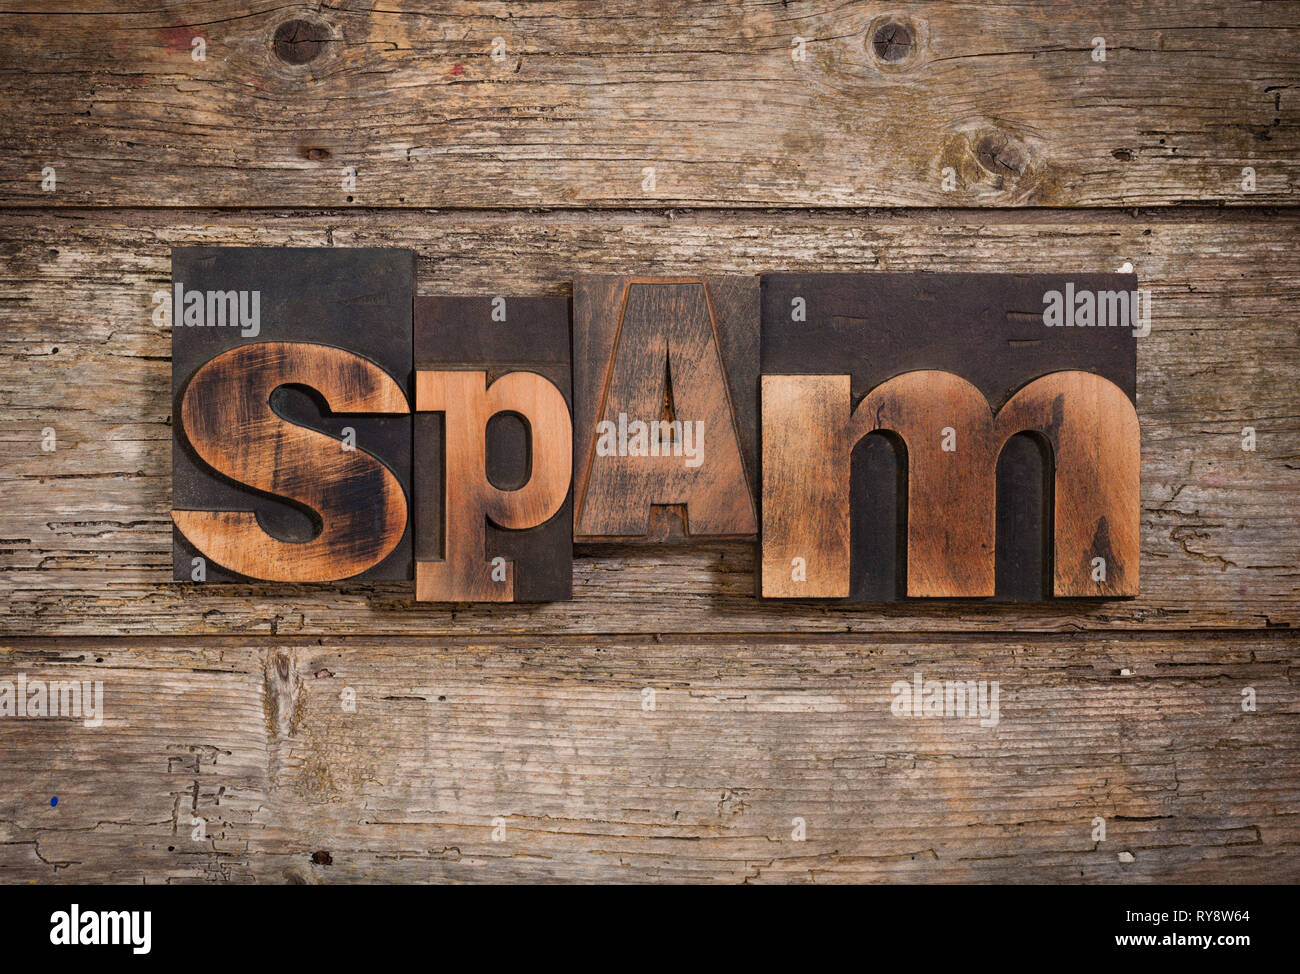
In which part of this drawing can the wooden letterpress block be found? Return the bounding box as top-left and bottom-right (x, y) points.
(413, 296), (573, 602)
(171, 247), (414, 583)
(760, 273), (1140, 601)
(572, 275), (759, 542)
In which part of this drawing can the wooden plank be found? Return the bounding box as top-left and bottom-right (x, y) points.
(1, 632), (1295, 883)
(413, 296), (573, 602)
(0, 211), (1297, 634)
(1, 1), (1296, 208)
(0, 644), (270, 883)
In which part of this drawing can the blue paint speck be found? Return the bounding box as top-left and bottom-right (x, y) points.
(50, 797), (58, 807)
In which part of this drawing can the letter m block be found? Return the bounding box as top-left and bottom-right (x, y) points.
(759, 273), (1139, 601)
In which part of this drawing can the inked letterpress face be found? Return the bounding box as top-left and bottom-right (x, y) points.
(759, 273), (1140, 602)
(171, 247), (415, 583)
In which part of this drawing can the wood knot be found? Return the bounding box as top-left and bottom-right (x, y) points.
(311, 850), (333, 865)
(939, 124), (1052, 202)
(871, 22), (912, 61)
(298, 143), (331, 162)
(974, 132), (1030, 180)
(273, 19), (330, 65)
(866, 15), (923, 70)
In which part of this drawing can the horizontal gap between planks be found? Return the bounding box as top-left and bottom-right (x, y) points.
(0, 629), (1294, 650)
(2, 205), (1299, 225)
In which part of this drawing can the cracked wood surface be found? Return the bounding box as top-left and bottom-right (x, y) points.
(0, 633), (1295, 883)
(0, 1), (1297, 208)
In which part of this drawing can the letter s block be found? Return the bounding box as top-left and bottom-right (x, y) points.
(171, 247), (415, 582)
(413, 297), (573, 602)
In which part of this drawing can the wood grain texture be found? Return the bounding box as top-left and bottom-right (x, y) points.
(1, 211), (1296, 635)
(760, 374), (851, 598)
(4, 0), (1299, 887)
(1, 632), (1295, 883)
(1, 1), (1297, 208)
(1, 211), (1297, 884)
(572, 276), (758, 541)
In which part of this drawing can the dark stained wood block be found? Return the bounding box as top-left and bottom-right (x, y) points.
(171, 247), (415, 582)
(760, 273), (1139, 602)
(572, 275), (759, 542)
(413, 296), (573, 602)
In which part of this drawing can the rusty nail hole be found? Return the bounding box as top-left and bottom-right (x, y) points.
(871, 22), (913, 61)
(311, 850), (333, 865)
(974, 133), (1028, 177)
(273, 19), (329, 65)
(298, 143), (331, 161)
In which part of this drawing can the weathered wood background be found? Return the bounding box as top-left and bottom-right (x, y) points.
(1, 1), (1297, 883)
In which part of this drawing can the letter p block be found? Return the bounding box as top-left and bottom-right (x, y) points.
(413, 297), (574, 602)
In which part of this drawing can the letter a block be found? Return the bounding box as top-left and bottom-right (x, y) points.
(413, 296), (573, 602)
(171, 247), (415, 582)
(572, 275), (759, 541)
(760, 273), (1139, 601)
